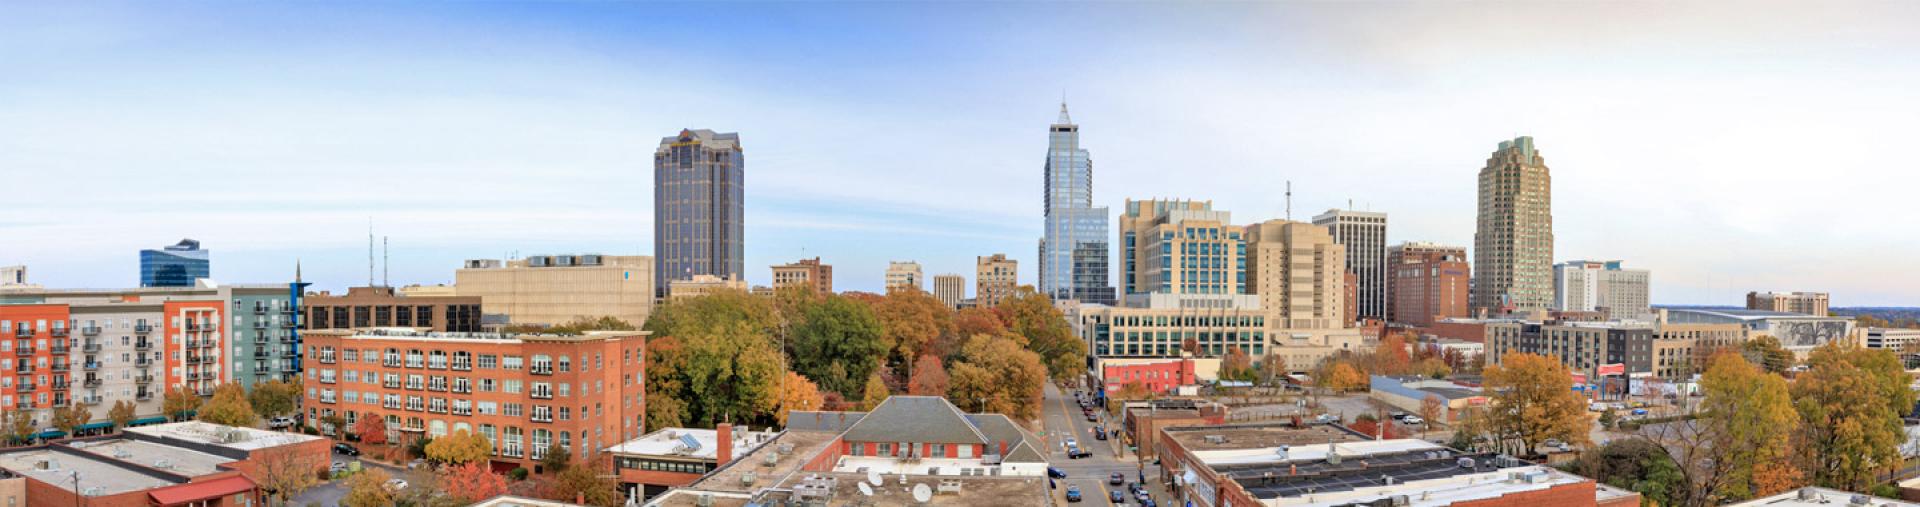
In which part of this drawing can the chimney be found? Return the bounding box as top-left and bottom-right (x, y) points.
(999, 440), (1008, 456)
(716, 423), (734, 466)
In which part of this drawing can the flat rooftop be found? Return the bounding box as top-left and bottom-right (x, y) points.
(1730, 487), (1920, 506)
(0, 447), (176, 496)
(811, 472), (1046, 506)
(1267, 466), (1587, 506)
(690, 430), (842, 495)
(124, 421), (323, 452)
(68, 438), (234, 476)
(305, 327), (645, 343)
(1165, 423), (1364, 452)
(606, 427), (779, 462)
(471, 495), (597, 507)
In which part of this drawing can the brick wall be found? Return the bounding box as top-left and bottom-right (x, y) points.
(1451, 481), (1597, 507)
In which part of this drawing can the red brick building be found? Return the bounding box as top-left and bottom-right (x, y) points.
(1101, 359), (1197, 395)
(302, 328), (646, 471)
(1389, 244), (1471, 327)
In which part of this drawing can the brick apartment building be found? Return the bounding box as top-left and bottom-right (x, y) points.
(301, 328), (646, 471)
(303, 286), (484, 332)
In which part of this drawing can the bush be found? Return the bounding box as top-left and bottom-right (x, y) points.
(508, 467), (529, 481)
(1873, 484), (1901, 499)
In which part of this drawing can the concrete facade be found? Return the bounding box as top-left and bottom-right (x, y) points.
(1119, 199), (1245, 296)
(1314, 209), (1388, 320)
(1243, 220), (1346, 330)
(1474, 136), (1555, 315)
(884, 261), (922, 292)
(456, 254), (655, 328)
(931, 274), (965, 308)
(770, 258), (832, 296)
(1553, 260), (1651, 320)
(667, 274), (747, 302)
(1746, 291), (1830, 316)
(975, 254), (1017, 308)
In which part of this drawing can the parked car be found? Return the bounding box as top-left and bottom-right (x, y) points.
(333, 443), (360, 456)
(329, 461), (348, 474)
(1543, 438), (1564, 448)
(266, 417), (296, 429)
(1066, 485), (1082, 502)
(1631, 408), (1650, 416)
(1315, 414), (1339, 424)
(384, 479), (408, 491)
(1110, 489), (1127, 503)
(1095, 430), (1108, 441)
(1064, 438), (1078, 449)
(1401, 416), (1423, 425)
(1110, 472), (1125, 485)
(1048, 467), (1068, 479)
(1070, 448), (1092, 459)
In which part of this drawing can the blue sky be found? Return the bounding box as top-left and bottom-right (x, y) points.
(3, 1), (1918, 305)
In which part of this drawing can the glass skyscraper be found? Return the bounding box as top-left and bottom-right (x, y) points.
(1039, 103), (1115, 305)
(653, 129), (745, 298)
(140, 238), (210, 287)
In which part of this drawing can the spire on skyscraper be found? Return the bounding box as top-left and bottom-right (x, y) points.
(1057, 100), (1071, 124)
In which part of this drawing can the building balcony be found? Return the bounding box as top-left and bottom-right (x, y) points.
(50, 380), (69, 390)
(136, 392), (152, 401)
(83, 362), (101, 371)
(451, 362), (472, 371)
(135, 375), (154, 383)
(282, 308), (295, 315)
(405, 383), (423, 391)
(427, 406), (447, 414)
(452, 386), (471, 394)
(82, 343), (101, 353)
(318, 357), (335, 364)
(54, 328), (73, 337)
(281, 350), (297, 358)
(50, 363), (69, 372)
(135, 358), (152, 367)
(16, 383), (35, 393)
(253, 305), (268, 315)
(281, 320), (296, 328)
(184, 339), (201, 348)
(135, 341), (152, 351)
(51, 398), (69, 408)
(15, 401), (33, 410)
(12, 328), (30, 338)
(13, 365), (32, 374)
(530, 414), (553, 423)
(80, 396), (102, 406)
(320, 377), (335, 384)
(195, 388), (215, 397)
(253, 321), (268, 329)
(254, 336), (270, 345)
(15, 346), (34, 355)
(134, 323), (152, 334)
(529, 366), (554, 376)
(382, 360), (401, 368)
(83, 378), (101, 388)
(185, 322), (201, 332)
(49, 345), (69, 355)
(383, 382), (401, 389)
(530, 391), (553, 400)
(451, 408), (472, 416)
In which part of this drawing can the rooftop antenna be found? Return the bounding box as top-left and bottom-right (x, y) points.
(367, 218), (375, 287)
(1285, 181), (1293, 221)
(382, 236), (389, 287)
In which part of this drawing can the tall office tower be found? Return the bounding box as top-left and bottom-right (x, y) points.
(654, 129), (744, 298)
(1387, 242), (1470, 326)
(771, 257), (834, 296)
(1037, 103), (1115, 305)
(0, 265), (24, 286)
(1472, 136), (1555, 315)
(1313, 209), (1387, 319)
(140, 239), (210, 287)
(885, 261), (924, 292)
(932, 274), (966, 308)
(1118, 199), (1246, 297)
(1243, 220), (1347, 329)
(976, 254), (1018, 308)
(1746, 291), (1829, 316)
(1553, 260), (1652, 320)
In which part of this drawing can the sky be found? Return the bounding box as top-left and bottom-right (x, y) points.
(2, 1), (1918, 306)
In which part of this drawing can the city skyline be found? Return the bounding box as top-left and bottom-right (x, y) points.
(5, 2), (1920, 305)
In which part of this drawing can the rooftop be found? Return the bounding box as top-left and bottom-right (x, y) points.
(471, 495), (597, 507)
(1165, 423), (1365, 452)
(123, 421), (323, 452)
(0, 447), (176, 496)
(689, 430), (843, 495)
(1667, 308), (1843, 320)
(605, 426), (779, 462)
(304, 327), (646, 343)
(1728, 487), (1918, 506)
(1267, 465), (1589, 507)
(67, 438), (234, 476)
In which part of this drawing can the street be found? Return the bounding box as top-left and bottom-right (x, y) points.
(1042, 383), (1173, 505)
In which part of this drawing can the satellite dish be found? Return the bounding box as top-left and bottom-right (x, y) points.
(912, 483), (933, 503)
(867, 469), (883, 486)
(857, 482), (875, 497)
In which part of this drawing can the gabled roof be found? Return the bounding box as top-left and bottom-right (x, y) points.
(840, 396), (987, 446)
(966, 413), (1048, 464)
(787, 411), (866, 433)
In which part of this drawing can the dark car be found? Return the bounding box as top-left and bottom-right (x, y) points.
(333, 443), (360, 456)
(1048, 467), (1068, 478)
(1109, 472), (1125, 485)
(1069, 448), (1092, 459)
(1066, 485), (1082, 502)
(1110, 490), (1126, 503)
(1086, 413), (1099, 422)
(1095, 430), (1108, 441)
(1128, 482), (1144, 495)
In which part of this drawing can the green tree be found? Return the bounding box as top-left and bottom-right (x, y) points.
(860, 372), (890, 410)
(425, 429), (493, 465)
(790, 295), (886, 398)
(995, 288), (1086, 379)
(539, 442), (572, 474)
(546, 316), (637, 334)
(1792, 343), (1914, 491)
(1648, 350), (1799, 505)
(248, 379), (302, 419)
(163, 385), (201, 421)
(51, 405), (89, 436)
(947, 334), (1047, 420)
(108, 400), (137, 431)
(197, 383), (258, 427)
(1570, 439), (1688, 507)
(2, 409), (32, 443)
(644, 289), (780, 341)
(1740, 335), (1794, 374)
(1482, 352), (1589, 456)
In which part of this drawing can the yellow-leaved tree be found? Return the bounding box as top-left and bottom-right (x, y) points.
(1481, 352), (1589, 456)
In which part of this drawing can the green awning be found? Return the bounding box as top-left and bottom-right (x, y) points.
(129, 416), (169, 426)
(75, 421), (113, 431)
(35, 429), (66, 439)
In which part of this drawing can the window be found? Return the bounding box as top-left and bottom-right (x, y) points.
(529, 355), (552, 374)
(478, 354), (497, 369)
(503, 380), (522, 394)
(502, 356), (523, 370)
(480, 379), (496, 392)
(931, 444), (946, 458)
(478, 401), (498, 415)
(556, 383), (569, 397)
(557, 355), (571, 372)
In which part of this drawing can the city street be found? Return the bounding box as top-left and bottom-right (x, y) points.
(1042, 383), (1172, 505)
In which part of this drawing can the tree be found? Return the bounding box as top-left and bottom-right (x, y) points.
(1316, 361), (1367, 392)
(908, 355), (950, 396)
(254, 445), (324, 507)
(1570, 439), (1687, 507)
(539, 458), (622, 507)
(547, 316), (637, 334)
(248, 379), (302, 419)
(1482, 352), (1589, 456)
(1370, 333), (1412, 375)
(866, 289), (956, 379)
(354, 415), (389, 446)
(108, 400), (137, 431)
(947, 334), (1047, 420)
(790, 295), (887, 398)
(1645, 350), (1799, 506)
(321, 413), (347, 439)
(1412, 357), (1452, 379)
(1741, 335), (1794, 374)
(51, 405), (91, 436)
(342, 467), (395, 507)
(995, 288), (1086, 379)
(1220, 346), (1254, 382)
(425, 429), (494, 465)
(775, 371), (824, 427)
(198, 383), (258, 427)
(953, 308), (1010, 345)
(1418, 394), (1444, 437)
(439, 462), (510, 504)
(860, 372), (890, 410)
(1348, 415), (1403, 439)
(1792, 343), (1914, 491)
(1116, 381), (1151, 401)
(163, 385), (202, 421)
(2, 409), (32, 444)
(539, 442), (572, 474)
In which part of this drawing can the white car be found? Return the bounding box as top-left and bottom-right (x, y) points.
(1401, 416), (1424, 425)
(385, 479), (408, 491)
(1315, 414), (1339, 424)
(266, 417), (296, 429)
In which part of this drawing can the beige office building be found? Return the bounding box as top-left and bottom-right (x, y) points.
(771, 258), (833, 296)
(976, 254), (1018, 307)
(885, 261), (923, 292)
(1243, 220), (1347, 329)
(932, 274), (966, 308)
(669, 274), (748, 301)
(455, 254), (654, 328)
(1473, 136), (1555, 315)
(1118, 199), (1245, 296)
(1747, 291), (1829, 316)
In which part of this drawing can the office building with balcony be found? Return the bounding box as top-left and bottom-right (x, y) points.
(301, 328), (648, 470)
(655, 129), (745, 299)
(140, 239), (212, 288)
(303, 286), (482, 333)
(770, 258), (833, 296)
(456, 255), (655, 328)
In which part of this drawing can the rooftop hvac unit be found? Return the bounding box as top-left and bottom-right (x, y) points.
(555, 256), (575, 266)
(762, 450), (780, 467)
(1456, 457), (1475, 469)
(1852, 495), (1872, 505)
(779, 443), (794, 455)
(1390, 495), (1411, 506)
(83, 487), (105, 496)
(529, 257), (550, 267)
(154, 459), (172, 469)
(580, 255), (603, 266)
(1797, 489), (1818, 501)
(741, 471), (756, 487)
(695, 493), (714, 507)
